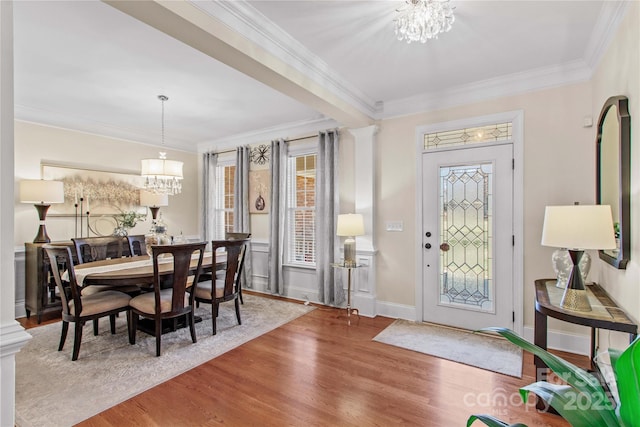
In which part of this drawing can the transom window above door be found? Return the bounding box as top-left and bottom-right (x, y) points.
(424, 122), (512, 151)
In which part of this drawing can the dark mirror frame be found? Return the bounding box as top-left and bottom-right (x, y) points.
(596, 95), (630, 269)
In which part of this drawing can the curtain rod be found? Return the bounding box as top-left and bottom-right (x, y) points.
(213, 134), (317, 155)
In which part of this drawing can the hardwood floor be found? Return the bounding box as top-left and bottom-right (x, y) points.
(20, 294), (579, 426)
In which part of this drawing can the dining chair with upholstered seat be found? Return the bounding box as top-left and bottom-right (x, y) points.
(44, 245), (132, 361)
(191, 239), (248, 335)
(219, 232), (251, 304)
(72, 235), (140, 335)
(127, 242), (207, 356)
(127, 234), (148, 256)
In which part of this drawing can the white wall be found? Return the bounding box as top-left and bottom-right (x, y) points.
(591, 2), (640, 351)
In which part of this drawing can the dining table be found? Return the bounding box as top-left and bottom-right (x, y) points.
(72, 251), (225, 289)
(70, 252), (226, 336)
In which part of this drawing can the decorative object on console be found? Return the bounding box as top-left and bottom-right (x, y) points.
(144, 214), (171, 256)
(113, 210), (147, 236)
(394, 0), (455, 44)
(337, 213), (365, 267)
(552, 203), (591, 288)
(139, 190), (168, 220)
(552, 248), (590, 288)
(141, 95), (183, 195)
(19, 179), (65, 243)
(541, 205), (616, 312)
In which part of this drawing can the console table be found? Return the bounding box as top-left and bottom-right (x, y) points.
(24, 241), (75, 323)
(534, 278), (637, 376)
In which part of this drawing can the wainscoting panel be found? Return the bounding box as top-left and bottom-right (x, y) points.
(15, 247), (26, 318)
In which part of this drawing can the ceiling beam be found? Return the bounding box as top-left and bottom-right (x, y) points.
(103, 0), (374, 129)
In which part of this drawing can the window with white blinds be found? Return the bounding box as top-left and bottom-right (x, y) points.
(215, 163), (235, 239)
(286, 153), (316, 266)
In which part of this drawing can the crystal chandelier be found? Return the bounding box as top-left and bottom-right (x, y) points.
(394, 0), (455, 44)
(141, 95), (183, 195)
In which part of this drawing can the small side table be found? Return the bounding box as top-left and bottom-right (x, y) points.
(534, 278), (637, 409)
(331, 263), (362, 324)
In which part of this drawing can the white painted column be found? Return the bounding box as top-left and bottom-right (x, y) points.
(0, 3), (32, 425)
(347, 125), (378, 317)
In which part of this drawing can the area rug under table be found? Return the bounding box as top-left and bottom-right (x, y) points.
(15, 294), (314, 427)
(373, 319), (523, 378)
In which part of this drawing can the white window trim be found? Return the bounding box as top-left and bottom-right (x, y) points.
(214, 156), (236, 240)
(285, 146), (318, 268)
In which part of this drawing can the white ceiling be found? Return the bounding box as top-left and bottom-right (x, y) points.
(12, 0), (628, 153)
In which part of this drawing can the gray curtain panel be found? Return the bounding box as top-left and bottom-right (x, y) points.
(316, 129), (343, 305)
(234, 146), (252, 288)
(202, 152), (218, 247)
(268, 138), (287, 295)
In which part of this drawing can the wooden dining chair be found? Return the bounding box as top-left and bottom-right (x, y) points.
(44, 245), (132, 361)
(221, 232), (251, 304)
(127, 242), (207, 356)
(225, 232), (251, 240)
(72, 235), (140, 335)
(72, 236), (130, 264)
(127, 234), (147, 256)
(191, 239), (248, 335)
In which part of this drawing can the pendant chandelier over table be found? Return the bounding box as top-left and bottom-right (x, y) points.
(141, 95), (183, 195)
(394, 0), (455, 44)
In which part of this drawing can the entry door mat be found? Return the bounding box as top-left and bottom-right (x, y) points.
(373, 319), (522, 378)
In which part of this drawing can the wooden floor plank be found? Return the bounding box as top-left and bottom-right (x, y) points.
(20, 296), (578, 426)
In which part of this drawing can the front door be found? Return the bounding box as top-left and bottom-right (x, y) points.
(422, 144), (514, 330)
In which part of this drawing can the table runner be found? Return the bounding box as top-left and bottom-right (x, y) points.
(65, 253), (210, 286)
(65, 258), (156, 286)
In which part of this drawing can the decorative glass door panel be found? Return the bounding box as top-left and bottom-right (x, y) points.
(439, 163), (494, 312)
(422, 144), (513, 331)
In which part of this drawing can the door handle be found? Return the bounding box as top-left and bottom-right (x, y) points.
(440, 243), (450, 252)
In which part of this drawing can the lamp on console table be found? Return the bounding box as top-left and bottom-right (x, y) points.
(139, 190), (168, 220)
(337, 213), (365, 267)
(541, 204), (616, 312)
(19, 179), (65, 243)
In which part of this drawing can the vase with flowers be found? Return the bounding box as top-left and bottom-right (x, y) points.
(113, 210), (147, 236)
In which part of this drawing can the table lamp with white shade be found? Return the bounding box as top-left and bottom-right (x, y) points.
(20, 179), (65, 243)
(139, 190), (168, 220)
(337, 213), (365, 267)
(541, 205), (616, 312)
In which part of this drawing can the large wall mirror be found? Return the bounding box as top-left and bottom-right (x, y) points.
(596, 95), (630, 269)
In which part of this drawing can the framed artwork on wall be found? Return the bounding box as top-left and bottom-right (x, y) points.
(41, 161), (146, 236)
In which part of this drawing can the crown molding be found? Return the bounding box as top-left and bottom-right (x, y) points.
(583, 0), (631, 69)
(197, 116), (339, 153)
(191, 0), (379, 116)
(14, 107), (194, 153)
(380, 59), (592, 119)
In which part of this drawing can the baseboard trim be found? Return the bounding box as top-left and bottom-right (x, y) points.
(523, 326), (590, 356)
(15, 300), (26, 319)
(375, 300), (416, 320)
